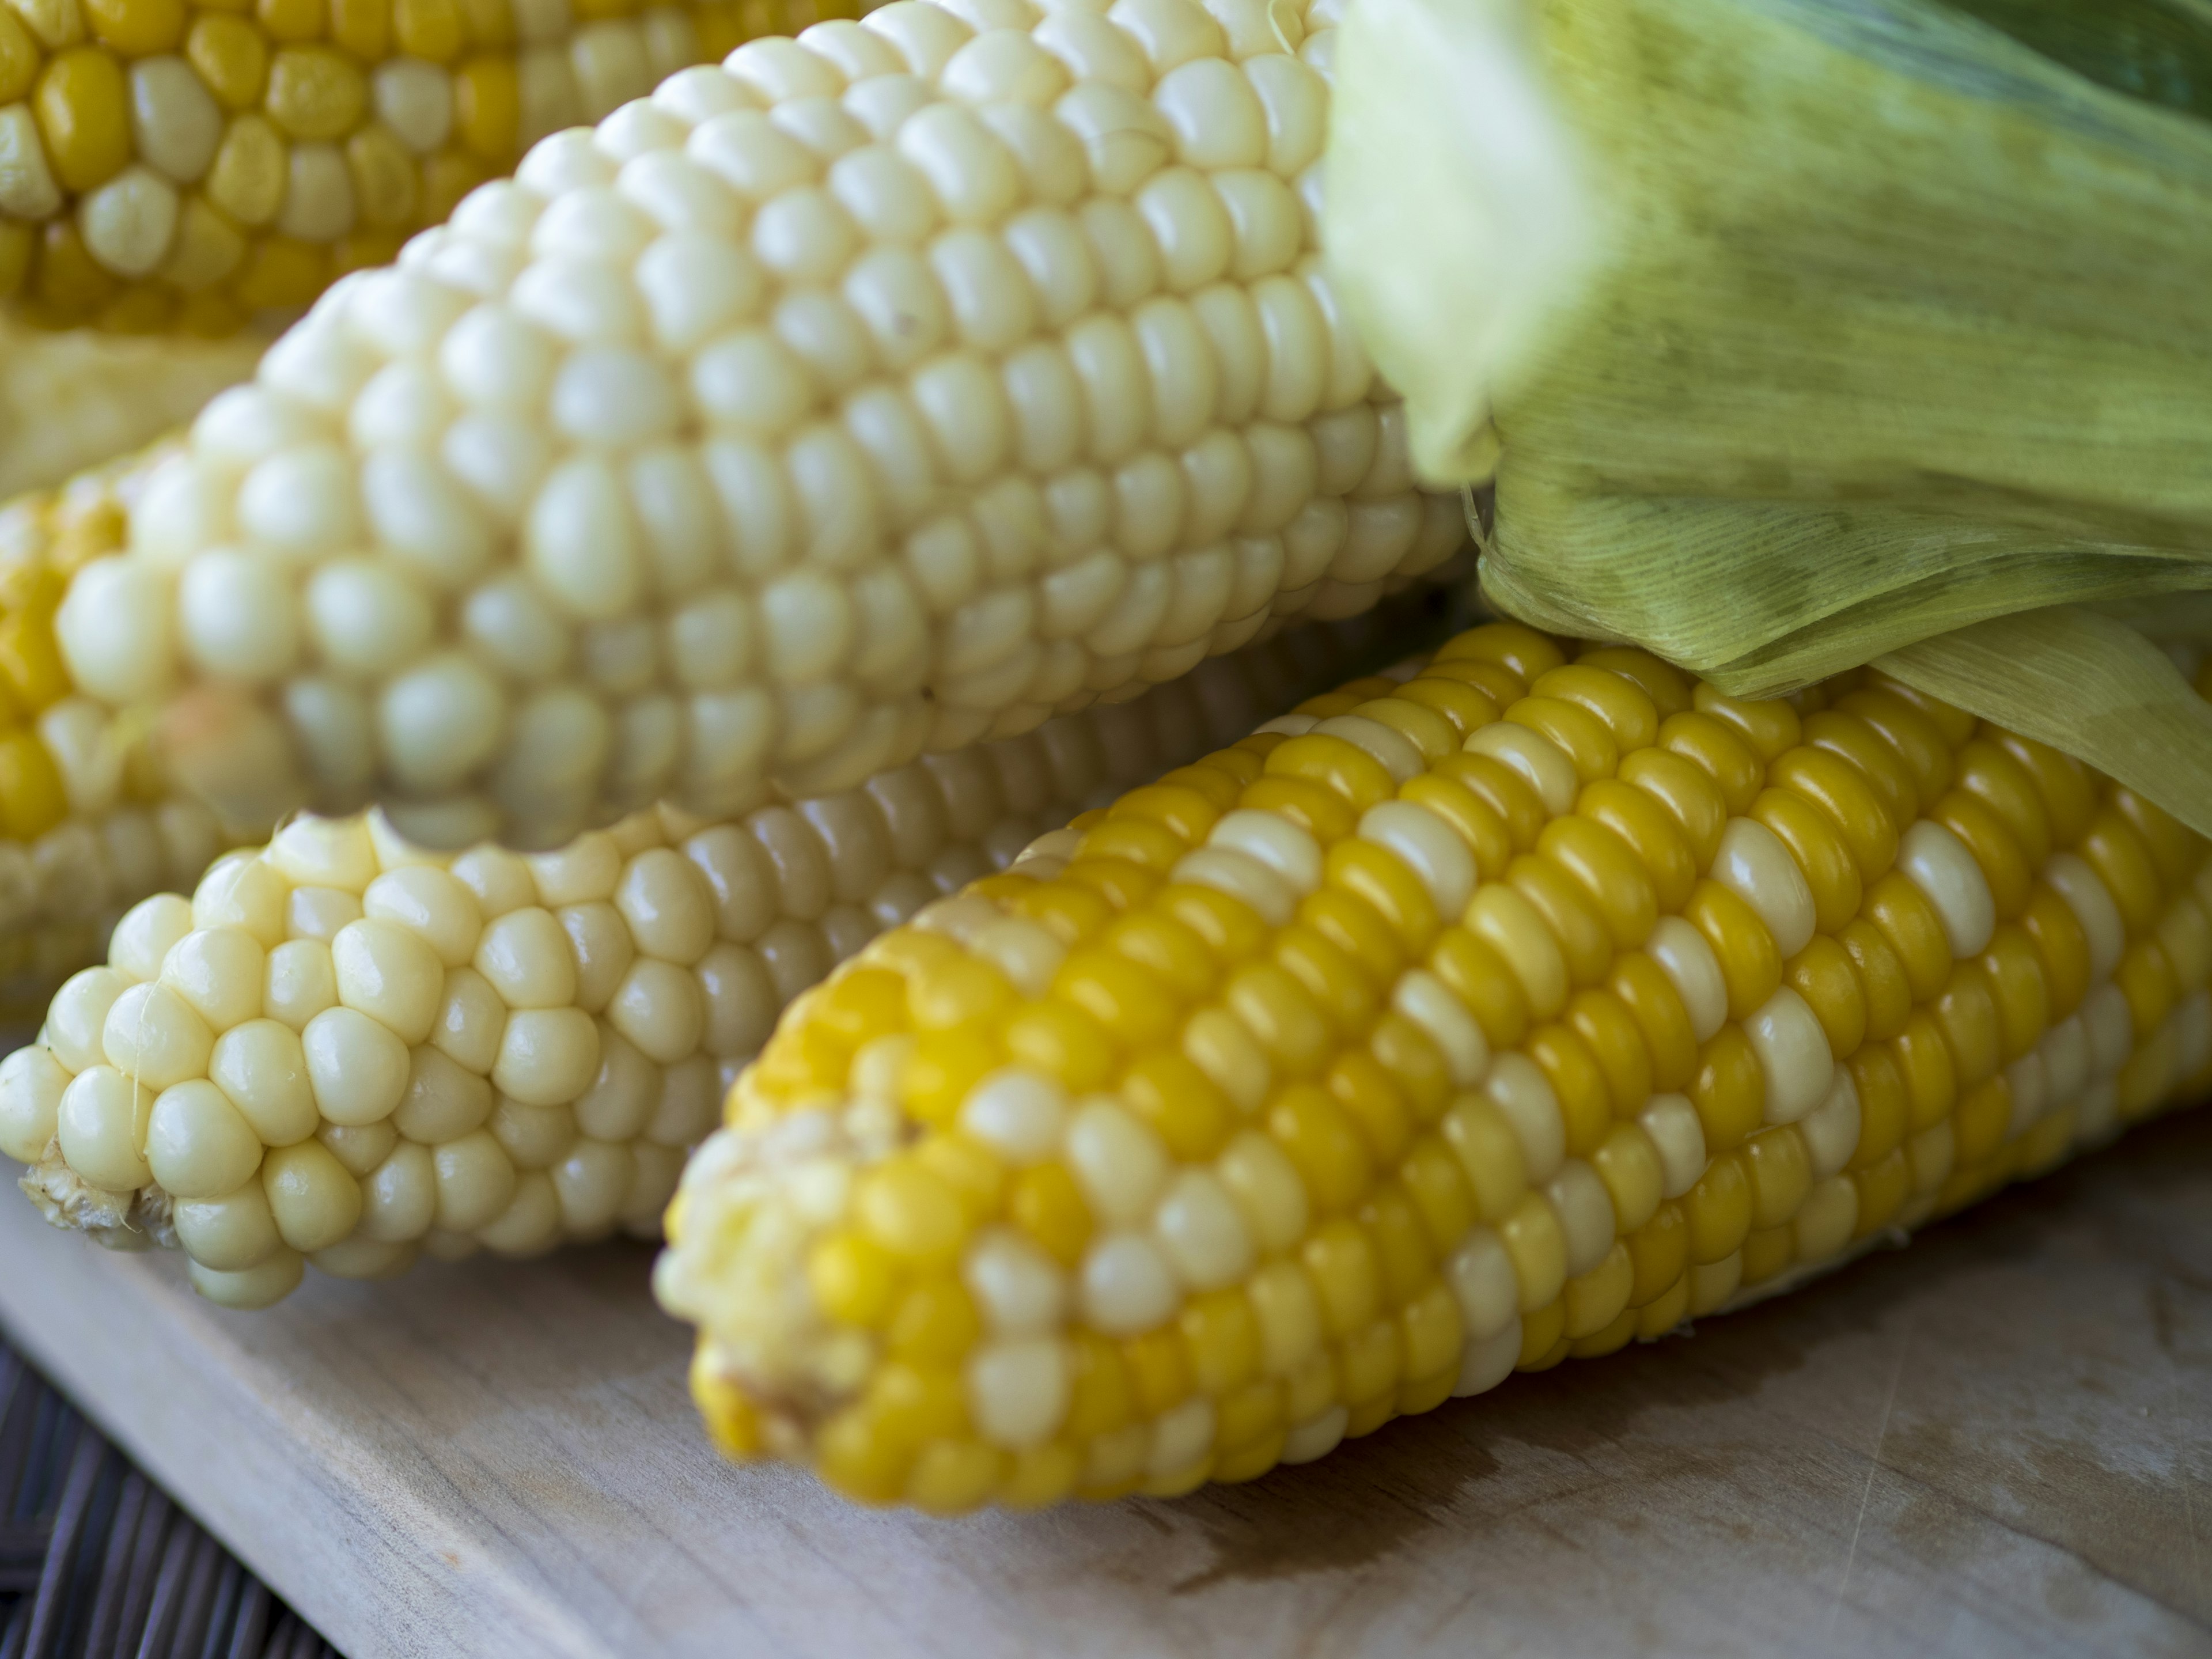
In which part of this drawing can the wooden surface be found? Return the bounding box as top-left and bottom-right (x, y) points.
(2, 1111), (2209, 1659)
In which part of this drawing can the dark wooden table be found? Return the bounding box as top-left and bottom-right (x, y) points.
(3, 1109), (2207, 1658)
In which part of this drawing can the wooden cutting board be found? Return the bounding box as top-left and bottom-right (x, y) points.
(2, 1109), (2207, 1659)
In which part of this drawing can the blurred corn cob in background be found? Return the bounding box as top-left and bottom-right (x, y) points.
(0, 442), (228, 1017)
(37, 0), (1469, 851)
(0, 321), (262, 497)
(0, 600), (1446, 1306)
(0, 0), (866, 331)
(656, 620), (2212, 1513)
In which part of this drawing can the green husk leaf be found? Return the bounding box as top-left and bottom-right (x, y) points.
(1329, 0), (2212, 825)
(1876, 608), (2212, 837)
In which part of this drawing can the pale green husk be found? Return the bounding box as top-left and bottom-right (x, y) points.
(1328, 0), (2212, 831)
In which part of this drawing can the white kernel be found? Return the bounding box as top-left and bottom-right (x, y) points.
(159, 927), (266, 1035)
(1360, 800), (1474, 915)
(78, 164), (180, 278)
(304, 559), (433, 678)
(1064, 1096), (1167, 1226)
(1484, 1051), (1565, 1185)
(108, 896), (195, 985)
(173, 1183), (282, 1271)
(1646, 915), (1729, 1043)
(552, 346), (682, 447)
(1638, 1092), (1707, 1199)
(963, 1226), (1067, 1336)
(1151, 1166), (1252, 1290)
(1800, 1069), (1861, 1181)
(238, 442), (362, 559)
(1745, 986), (1836, 1125)
(374, 59), (453, 153)
(2081, 982), (2134, 1078)
(1169, 845), (1294, 926)
(1546, 1160), (1615, 1278)
(1452, 1318), (1524, 1399)
(1080, 1229), (1179, 1334)
(2041, 1013), (2090, 1101)
(378, 653), (508, 793)
(103, 981), (214, 1093)
(1896, 819), (1995, 960)
(1444, 1226), (1519, 1344)
(957, 1068), (1067, 1164)
(1145, 1395), (1214, 1478)
(188, 1250), (304, 1309)
(966, 1335), (1068, 1450)
(302, 1005), (410, 1126)
(1392, 968), (1489, 1086)
(0, 1047), (70, 1164)
(56, 1067), (154, 1192)
(493, 1007), (601, 1105)
(1464, 721), (1577, 816)
(1281, 1404), (1348, 1461)
(2046, 851), (2126, 985)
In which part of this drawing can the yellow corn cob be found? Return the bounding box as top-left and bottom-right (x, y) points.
(654, 619), (2212, 1513)
(0, 0), (864, 332)
(48, 0), (1469, 850)
(0, 440), (229, 1016)
(0, 604), (1429, 1306)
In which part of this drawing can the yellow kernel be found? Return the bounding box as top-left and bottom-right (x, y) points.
(1524, 1022), (1611, 1157)
(417, 143), (488, 222)
(187, 14), (268, 109)
(1739, 1224), (1794, 1287)
(453, 51), (517, 162)
(1399, 1134), (1476, 1251)
(802, 1227), (896, 1329)
(1298, 886), (1406, 987)
(1178, 1287), (1259, 1397)
(1741, 1126), (1812, 1230)
(999, 1001), (1116, 1093)
(264, 44), (366, 142)
(1753, 786), (1862, 935)
(0, 12), (39, 104)
(866, 1361), (969, 1449)
(1786, 935), (1867, 1062)
(1121, 1326), (1189, 1416)
(1768, 744), (1900, 882)
(329, 0), (388, 56)
(1952, 1075), (2011, 1168)
(1054, 946), (1177, 1047)
(1334, 1317), (1401, 1407)
(1515, 1300), (1569, 1370)
(85, 0), (185, 55)
(1846, 1044), (1910, 1171)
(1498, 1189), (1567, 1311)
(1863, 869), (1957, 1003)
(1007, 1161), (1091, 1268)
(857, 1160), (968, 1263)
(1891, 1009), (1958, 1134)
(1267, 1082), (1371, 1214)
(1062, 1332), (1133, 1439)
(885, 1276), (980, 1367)
(0, 609), (69, 711)
(1684, 878), (1782, 1021)
(1427, 925), (1531, 1051)
(393, 0), (463, 58)
(257, 0), (325, 40)
(900, 1027), (998, 1127)
(1683, 1151), (1752, 1264)
(1658, 710), (1766, 816)
(914, 1134), (1003, 1225)
(1624, 1201), (1688, 1306)
(2117, 939), (2178, 1041)
(36, 47), (131, 191)
(1508, 855), (1614, 989)
(1325, 836), (1438, 952)
(1437, 620), (1565, 687)
(690, 1346), (760, 1460)
(816, 1406), (910, 1504)
(1264, 732), (1395, 812)
(0, 728), (66, 839)
(1565, 988), (1653, 1120)
(1434, 750), (1549, 851)
(1122, 1047), (1231, 1162)
(1238, 772), (1356, 843)
(1562, 1240), (1633, 1338)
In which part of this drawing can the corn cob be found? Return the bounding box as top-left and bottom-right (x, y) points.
(48, 0), (1470, 850)
(0, 319), (260, 497)
(0, 441), (229, 1017)
(654, 619), (2212, 1513)
(0, 0), (866, 332)
(0, 604), (1430, 1306)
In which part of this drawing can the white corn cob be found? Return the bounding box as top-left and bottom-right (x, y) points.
(1, 604), (1435, 1306)
(52, 0), (1470, 853)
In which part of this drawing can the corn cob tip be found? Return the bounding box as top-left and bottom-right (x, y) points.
(656, 619), (2212, 1513)
(3, 606), (1434, 1307)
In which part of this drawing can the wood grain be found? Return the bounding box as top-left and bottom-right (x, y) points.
(3, 1109), (2209, 1659)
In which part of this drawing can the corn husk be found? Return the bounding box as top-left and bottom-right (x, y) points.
(1329, 0), (2212, 830)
